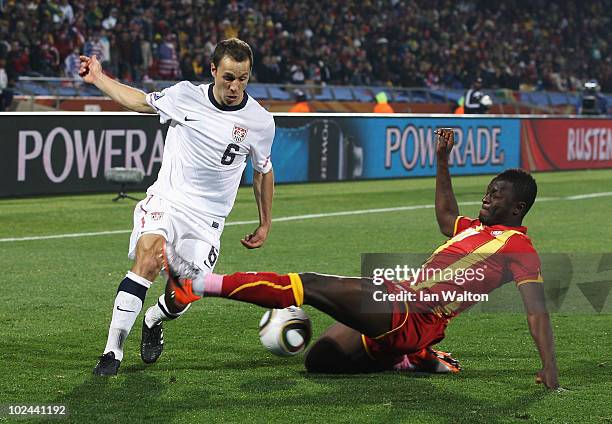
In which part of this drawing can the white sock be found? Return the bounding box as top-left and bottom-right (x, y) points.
(102, 273), (151, 361)
(144, 294), (191, 328)
(103, 291), (143, 361)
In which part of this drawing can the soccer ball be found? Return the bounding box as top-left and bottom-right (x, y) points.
(258, 306), (312, 357)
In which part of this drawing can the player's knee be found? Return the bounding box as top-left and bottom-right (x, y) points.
(304, 337), (347, 373)
(304, 339), (334, 373)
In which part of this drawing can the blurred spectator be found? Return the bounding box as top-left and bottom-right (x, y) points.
(577, 80), (609, 115)
(8, 41), (30, 76)
(289, 89), (312, 112)
(54, 24), (75, 62)
(0, 58), (13, 111)
(58, 0), (74, 24)
(116, 31), (131, 79)
(141, 37), (153, 79)
(257, 54), (281, 83)
(85, 2), (103, 27)
(140, 8), (154, 42)
(102, 8), (118, 30)
(464, 78), (492, 114)
(64, 47), (81, 79)
(191, 53), (207, 80)
(157, 33), (180, 80)
(373, 91), (394, 113)
(180, 53), (196, 81)
(128, 31), (144, 81)
(83, 31), (105, 64)
(100, 29), (111, 66)
(45, 1), (64, 24)
(31, 37), (60, 76)
(289, 61), (306, 85)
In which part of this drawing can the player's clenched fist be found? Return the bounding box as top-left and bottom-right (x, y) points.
(435, 128), (455, 160)
(79, 55), (102, 84)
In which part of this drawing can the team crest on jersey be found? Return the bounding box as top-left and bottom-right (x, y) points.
(232, 124), (248, 143)
(491, 230), (503, 236)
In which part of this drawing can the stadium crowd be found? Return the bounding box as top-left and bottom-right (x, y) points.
(0, 0), (611, 92)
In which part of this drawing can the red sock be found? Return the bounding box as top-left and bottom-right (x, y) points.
(204, 272), (304, 309)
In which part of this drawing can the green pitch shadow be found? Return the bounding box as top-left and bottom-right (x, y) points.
(300, 372), (549, 423)
(48, 370), (210, 423)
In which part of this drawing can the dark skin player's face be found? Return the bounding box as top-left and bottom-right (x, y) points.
(478, 179), (526, 226)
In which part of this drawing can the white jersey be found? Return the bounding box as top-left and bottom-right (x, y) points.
(145, 82), (275, 224)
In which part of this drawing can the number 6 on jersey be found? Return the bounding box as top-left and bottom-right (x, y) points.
(221, 143), (240, 165)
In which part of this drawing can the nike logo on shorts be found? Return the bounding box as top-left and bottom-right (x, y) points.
(184, 116), (199, 121)
(116, 306), (136, 313)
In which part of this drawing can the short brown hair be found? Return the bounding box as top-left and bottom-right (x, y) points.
(212, 38), (253, 69)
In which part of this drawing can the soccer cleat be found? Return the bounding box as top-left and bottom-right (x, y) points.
(170, 278), (201, 305)
(93, 351), (121, 376)
(140, 318), (164, 364)
(428, 348), (461, 373)
(407, 347), (461, 374)
(161, 241), (203, 304)
(161, 241), (201, 281)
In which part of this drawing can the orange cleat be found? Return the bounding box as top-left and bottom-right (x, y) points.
(161, 241), (203, 305)
(161, 241), (199, 280)
(406, 347), (462, 374)
(170, 278), (201, 305)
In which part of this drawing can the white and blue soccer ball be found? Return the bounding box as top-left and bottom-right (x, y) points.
(258, 306), (312, 357)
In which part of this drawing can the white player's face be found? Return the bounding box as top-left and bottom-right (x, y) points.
(211, 56), (251, 106)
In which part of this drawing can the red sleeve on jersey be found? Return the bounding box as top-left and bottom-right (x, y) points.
(453, 216), (480, 236)
(504, 235), (543, 287)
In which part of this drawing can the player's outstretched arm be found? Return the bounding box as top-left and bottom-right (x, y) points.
(519, 282), (560, 390)
(241, 169), (274, 249)
(79, 55), (154, 113)
(435, 128), (459, 237)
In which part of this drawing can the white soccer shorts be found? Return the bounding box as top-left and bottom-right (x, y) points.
(128, 194), (221, 275)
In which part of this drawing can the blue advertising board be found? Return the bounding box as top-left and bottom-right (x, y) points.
(244, 116), (521, 184)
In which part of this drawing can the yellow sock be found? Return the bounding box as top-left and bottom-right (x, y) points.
(288, 273), (304, 306)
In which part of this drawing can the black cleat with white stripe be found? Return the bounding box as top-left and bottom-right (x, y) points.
(140, 318), (164, 364)
(93, 351), (120, 376)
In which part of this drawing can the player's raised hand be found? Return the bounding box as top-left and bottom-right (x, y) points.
(241, 226), (269, 249)
(435, 128), (455, 160)
(79, 55), (102, 84)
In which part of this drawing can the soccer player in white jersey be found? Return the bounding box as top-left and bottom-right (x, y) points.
(78, 38), (275, 376)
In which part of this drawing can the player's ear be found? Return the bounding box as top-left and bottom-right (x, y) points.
(211, 63), (217, 78)
(514, 201), (527, 217)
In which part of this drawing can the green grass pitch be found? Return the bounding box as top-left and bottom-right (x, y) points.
(1, 169), (611, 423)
